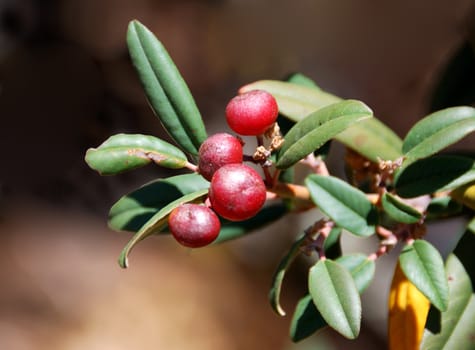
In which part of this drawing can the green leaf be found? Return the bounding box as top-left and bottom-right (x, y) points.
(239, 80), (341, 118)
(127, 20), (207, 155)
(421, 254), (475, 350)
(403, 106), (475, 161)
(118, 189), (209, 268)
(240, 80), (403, 161)
(286, 72), (320, 88)
(308, 259), (361, 339)
(85, 134), (188, 175)
(290, 254), (373, 342)
(323, 226), (342, 260)
(468, 217), (475, 234)
(276, 100), (372, 169)
(305, 175), (378, 236)
(214, 203), (288, 243)
(395, 155), (475, 198)
(108, 173), (210, 232)
(269, 234), (306, 316)
(290, 294), (327, 342)
(336, 254), (375, 293)
(399, 240), (449, 311)
(381, 192), (423, 224)
(336, 118), (403, 162)
(426, 196), (463, 220)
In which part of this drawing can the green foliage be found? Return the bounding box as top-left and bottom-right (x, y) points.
(335, 254), (375, 293)
(381, 192), (423, 224)
(403, 106), (475, 162)
(241, 80), (403, 161)
(108, 173), (210, 232)
(276, 100), (372, 169)
(308, 259), (361, 339)
(468, 217), (475, 234)
(118, 189), (209, 268)
(426, 196), (463, 220)
(290, 294), (326, 342)
(85, 134), (188, 175)
(240, 80), (340, 118)
(269, 234), (306, 316)
(323, 227), (342, 259)
(395, 155), (475, 198)
(399, 240), (449, 312)
(290, 254), (374, 342)
(306, 175), (378, 236)
(83, 20), (475, 349)
(214, 203), (288, 243)
(421, 255), (475, 349)
(127, 20), (207, 155)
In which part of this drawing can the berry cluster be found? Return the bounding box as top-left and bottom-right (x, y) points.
(169, 89), (279, 248)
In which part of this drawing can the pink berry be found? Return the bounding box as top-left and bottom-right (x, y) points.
(198, 133), (243, 181)
(168, 204), (221, 248)
(209, 164), (266, 221)
(225, 90), (279, 136)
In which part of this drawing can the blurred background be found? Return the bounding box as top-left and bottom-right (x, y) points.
(1, 0), (475, 349)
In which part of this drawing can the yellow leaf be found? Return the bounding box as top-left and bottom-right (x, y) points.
(451, 181), (475, 211)
(388, 262), (430, 350)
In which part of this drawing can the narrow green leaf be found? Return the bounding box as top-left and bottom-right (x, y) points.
(118, 189), (209, 268)
(240, 80), (403, 161)
(426, 196), (463, 220)
(308, 259), (362, 339)
(399, 240), (449, 311)
(323, 227), (342, 260)
(381, 192), (423, 224)
(468, 217), (475, 234)
(403, 106), (475, 161)
(305, 175), (378, 236)
(269, 234), (306, 316)
(336, 254), (376, 293)
(290, 294), (327, 342)
(85, 133), (188, 175)
(286, 73), (320, 88)
(214, 203), (288, 243)
(127, 20), (207, 155)
(395, 155), (475, 198)
(421, 254), (475, 350)
(276, 100), (372, 169)
(108, 173), (210, 232)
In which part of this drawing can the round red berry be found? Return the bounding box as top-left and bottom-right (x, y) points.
(209, 163), (266, 221)
(168, 204), (221, 248)
(225, 89), (278, 136)
(198, 133), (243, 181)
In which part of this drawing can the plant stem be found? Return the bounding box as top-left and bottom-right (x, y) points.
(185, 161), (199, 172)
(270, 182), (311, 200)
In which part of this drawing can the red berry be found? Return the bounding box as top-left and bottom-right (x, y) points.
(225, 90), (278, 136)
(168, 204), (221, 248)
(209, 164), (266, 221)
(198, 133), (243, 181)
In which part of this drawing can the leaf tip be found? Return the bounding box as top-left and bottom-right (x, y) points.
(118, 255), (129, 269)
(276, 305), (286, 317)
(118, 247), (130, 269)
